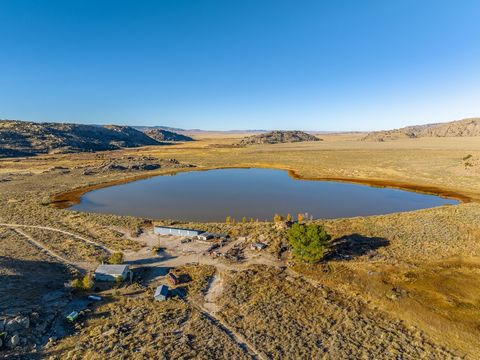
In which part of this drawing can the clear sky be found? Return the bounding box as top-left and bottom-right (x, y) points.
(1, 1), (479, 131)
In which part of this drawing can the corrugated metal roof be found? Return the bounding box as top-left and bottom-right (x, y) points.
(154, 226), (204, 234)
(95, 264), (129, 276)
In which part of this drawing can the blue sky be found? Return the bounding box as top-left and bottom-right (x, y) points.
(1, 0), (479, 131)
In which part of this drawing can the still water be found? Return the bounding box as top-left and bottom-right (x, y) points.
(71, 168), (458, 221)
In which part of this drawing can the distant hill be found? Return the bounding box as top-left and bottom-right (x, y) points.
(142, 128), (194, 142)
(239, 131), (321, 145)
(362, 118), (480, 141)
(133, 125), (187, 133)
(0, 120), (163, 158)
(135, 125), (267, 135)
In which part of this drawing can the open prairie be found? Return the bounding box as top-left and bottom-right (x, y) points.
(1, 135), (480, 359)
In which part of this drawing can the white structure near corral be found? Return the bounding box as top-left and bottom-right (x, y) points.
(94, 264), (131, 282)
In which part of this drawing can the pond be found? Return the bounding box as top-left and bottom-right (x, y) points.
(71, 168), (458, 222)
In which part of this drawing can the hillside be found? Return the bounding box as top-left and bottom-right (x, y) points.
(143, 128), (194, 142)
(363, 118), (480, 141)
(0, 120), (163, 158)
(239, 130), (321, 145)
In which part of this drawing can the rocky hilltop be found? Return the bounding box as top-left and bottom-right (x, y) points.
(143, 128), (193, 142)
(0, 120), (163, 158)
(239, 130), (321, 145)
(362, 118), (480, 141)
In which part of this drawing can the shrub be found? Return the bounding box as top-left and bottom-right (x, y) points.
(287, 223), (331, 263)
(108, 252), (124, 264)
(82, 274), (94, 289)
(71, 274), (93, 291)
(297, 213), (304, 223)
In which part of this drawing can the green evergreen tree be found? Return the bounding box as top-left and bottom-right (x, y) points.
(287, 223), (330, 263)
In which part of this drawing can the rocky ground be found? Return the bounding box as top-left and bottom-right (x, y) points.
(0, 120), (163, 158)
(362, 117), (480, 141)
(239, 130), (320, 145)
(142, 128), (194, 142)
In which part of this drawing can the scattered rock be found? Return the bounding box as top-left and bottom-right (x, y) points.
(16, 315), (30, 329)
(5, 316), (30, 332)
(81, 157), (194, 175)
(8, 334), (20, 348)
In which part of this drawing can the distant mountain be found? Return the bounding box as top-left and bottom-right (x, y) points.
(142, 128), (194, 142)
(0, 120), (164, 158)
(134, 126), (267, 134)
(133, 125), (186, 133)
(239, 130), (321, 145)
(362, 118), (480, 141)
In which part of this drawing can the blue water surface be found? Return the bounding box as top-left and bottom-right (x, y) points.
(71, 168), (458, 221)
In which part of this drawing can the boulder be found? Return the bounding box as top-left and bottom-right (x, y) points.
(5, 319), (21, 333)
(16, 316), (30, 329)
(8, 334), (20, 348)
(5, 316), (29, 332)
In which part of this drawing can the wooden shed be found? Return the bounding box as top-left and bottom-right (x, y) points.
(154, 285), (169, 301)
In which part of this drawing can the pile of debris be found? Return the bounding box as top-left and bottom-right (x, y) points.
(224, 245), (245, 262)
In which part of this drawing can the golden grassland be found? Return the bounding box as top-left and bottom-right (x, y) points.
(1, 134), (480, 358)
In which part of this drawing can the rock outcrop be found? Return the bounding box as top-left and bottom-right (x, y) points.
(239, 131), (321, 145)
(0, 120), (165, 158)
(362, 118), (480, 141)
(142, 129), (194, 142)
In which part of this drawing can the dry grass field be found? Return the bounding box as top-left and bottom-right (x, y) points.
(1, 134), (480, 358)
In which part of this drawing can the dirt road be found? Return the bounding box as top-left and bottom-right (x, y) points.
(0, 222), (113, 253)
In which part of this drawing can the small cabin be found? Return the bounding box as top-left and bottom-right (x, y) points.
(154, 285), (169, 301)
(94, 264), (131, 282)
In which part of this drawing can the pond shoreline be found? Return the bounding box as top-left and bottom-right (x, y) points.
(50, 165), (471, 213)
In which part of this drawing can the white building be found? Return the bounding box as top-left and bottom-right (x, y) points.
(94, 264), (131, 282)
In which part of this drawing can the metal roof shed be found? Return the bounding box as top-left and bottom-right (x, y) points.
(154, 285), (169, 301)
(154, 226), (204, 237)
(94, 264), (130, 282)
